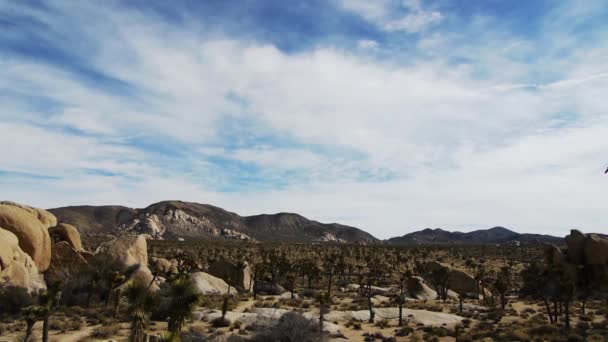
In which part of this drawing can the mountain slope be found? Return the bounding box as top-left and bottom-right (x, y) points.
(49, 200), (378, 243)
(387, 226), (563, 245)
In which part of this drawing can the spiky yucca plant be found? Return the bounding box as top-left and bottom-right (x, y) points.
(166, 279), (201, 340)
(123, 281), (158, 342)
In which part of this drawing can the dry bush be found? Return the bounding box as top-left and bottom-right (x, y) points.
(90, 324), (120, 339)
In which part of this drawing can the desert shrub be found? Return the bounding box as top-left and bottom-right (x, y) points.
(211, 317), (231, 328)
(395, 326), (414, 336)
(251, 312), (319, 342)
(376, 318), (390, 328)
(232, 320), (242, 329)
(90, 324), (120, 338)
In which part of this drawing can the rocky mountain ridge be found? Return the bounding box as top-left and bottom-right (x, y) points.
(387, 226), (566, 246)
(49, 201), (377, 243)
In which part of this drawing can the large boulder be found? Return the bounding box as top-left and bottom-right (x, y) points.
(190, 272), (235, 295)
(0, 203), (52, 271)
(151, 257), (178, 275)
(407, 276), (438, 300)
(424, 261), (480, 297)
(0, 201), (57, 228)
(0, 228), (46, 293)
(254, 280), (285, 295)
(119, 264), (160, 292)
(208, 260), (254, 292)
(45, 241), (88, 285)
(565, 229), (587, 264)
(584, 234), (608, 265)
(95, 235), (148, 268)
(543, 243), (567, 266)
(49, 223), (83, 251)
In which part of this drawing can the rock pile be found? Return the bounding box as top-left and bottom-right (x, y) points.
(544, 229), (608, 291)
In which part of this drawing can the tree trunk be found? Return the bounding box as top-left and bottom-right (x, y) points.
(459, 297), (464, 314)
(553, 301), (559, 323)
(564, 300), (570, 330)
(113, 288), (122, 318)
(544, 298), (554, 324)
(319, 301), (325, 339)
(24, 319), (35, 342)
(327, 270), (333, 299)
(398, 298), (403, 326)
(43, 315), (50, 342)
(582, 299), (586, 315)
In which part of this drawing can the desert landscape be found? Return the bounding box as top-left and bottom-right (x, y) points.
(2, 1), (608, 341)
(1, 200), (607, 341)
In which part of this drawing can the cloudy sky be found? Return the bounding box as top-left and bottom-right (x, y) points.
(1, 0), (607, 238)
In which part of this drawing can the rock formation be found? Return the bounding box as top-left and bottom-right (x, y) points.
(0, 202), (53, 271)
(45, 241), (88, 285)
(151, 257), (178, 275)
(95, 234), (148, 268)
(545, 230), (608, 291)
(0, 228), (46, 293)
(190, 272), (235, 294)
(49, 223), (83, 251)
(407, 276), (438, 300)
(423, 261), (482, 298)
(208, 260), (254, 292)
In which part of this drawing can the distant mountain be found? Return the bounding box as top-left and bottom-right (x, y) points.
(386, 226), (564, 246)
(49, 200), (378, 243)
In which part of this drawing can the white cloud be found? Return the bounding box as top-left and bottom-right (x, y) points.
(357, 39), (380, 49)
(336, 0), (443, 33)
(1, 1), (608, 239)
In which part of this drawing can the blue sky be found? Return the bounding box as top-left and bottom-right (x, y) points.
(1, 0), (607, 238)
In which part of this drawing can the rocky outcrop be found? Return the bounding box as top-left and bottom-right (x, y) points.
(1, 201), (57, 228)
(407, 276), (438, 300)
(544, 230), (608, 291)
(584, 234), (608, 265)
(543, 243), (567, 266)
(0, 203), (53, 271)
(45, 241), (88, 285)
(254, 281), (285, 295)
(0, 228), (46, 293)
(424, 261), (481, 297)
(208, 260), (254, 292)
(120, 264), (161, 292)
(565, 229), (587, 264)
(49, 223), (83, 251)
(151, 257), (178, 275)
(190, 272), (235, 294)
(116, 207), (255, 241)
(94, 234), (148, 268)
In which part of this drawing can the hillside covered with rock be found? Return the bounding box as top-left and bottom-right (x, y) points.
(49, 200), (378, 243)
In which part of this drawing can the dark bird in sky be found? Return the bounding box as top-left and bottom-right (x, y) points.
(605, 167), (608, 174)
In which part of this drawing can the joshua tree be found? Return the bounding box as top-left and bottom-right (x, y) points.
(21, 305), (47, 342)
(316, 291), (330, 339)
(493, 266), (511, 310)
(41, 282), (63, 342)
(123, 281), (158, 342)
(166, 279), (201, 339)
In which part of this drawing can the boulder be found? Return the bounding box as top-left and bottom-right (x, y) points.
(119, 264), (160, 292)
(0, 201), (57, 228)
(424, 261), (480, 298)
(254, 280), (285, 295)
(151, 257), (178, 275)
(0, 203), (52, 271)
(208, 260), (254, 292)
(584, 234), (608, 265)
(45, 241), (88, 285)
(49, 223), (83, 251)
(95, 234), (148, 268)
(407, 276), (438, 300)
(0, 228), (46, 293)
(190, 272), (235, 295)
(565, 229), (587, 264)
(543, 244), (567, 266)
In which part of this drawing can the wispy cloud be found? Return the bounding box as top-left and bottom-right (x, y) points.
(1, 0), (607, 238)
